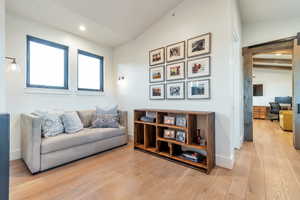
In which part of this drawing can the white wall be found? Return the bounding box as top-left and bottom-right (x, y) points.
(0, 0), (5, 112)
(6, 14), (117, 160)
(253, 68), (292, 106)
(243, 17), (300, 47)
(114, 0), (242, 168)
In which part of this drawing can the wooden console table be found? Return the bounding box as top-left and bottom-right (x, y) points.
(134, 109), (215, 174)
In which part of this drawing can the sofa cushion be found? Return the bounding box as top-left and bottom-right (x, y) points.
(41, 127), (125, 154)
(77, 110), (95, 128)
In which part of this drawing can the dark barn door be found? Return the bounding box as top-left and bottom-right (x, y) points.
(0, 114), (10, 200)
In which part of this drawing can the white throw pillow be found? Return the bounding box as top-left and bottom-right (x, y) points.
(61, 112), (84, 133)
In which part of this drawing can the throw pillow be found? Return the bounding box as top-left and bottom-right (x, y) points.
(95, 105), (118, 116)
(40, 113), (64, 137)
(61, 112), (84, 133)
(92, 114), (119, 128)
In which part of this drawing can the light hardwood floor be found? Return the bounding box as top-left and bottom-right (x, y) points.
(10, 120), (300, 200)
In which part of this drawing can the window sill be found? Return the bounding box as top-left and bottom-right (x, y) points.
(24, 88), (105, 96)
(76, 90), (105, 96)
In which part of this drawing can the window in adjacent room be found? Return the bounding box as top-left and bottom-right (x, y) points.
(77, 50), (104, 91)
(253, 84), (263, 96)
(26, 35), (69, 89)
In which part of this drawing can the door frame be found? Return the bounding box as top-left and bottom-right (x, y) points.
(242, 36), (296, 141)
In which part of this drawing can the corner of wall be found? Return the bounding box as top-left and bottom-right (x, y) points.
(216, 154), (234, 169)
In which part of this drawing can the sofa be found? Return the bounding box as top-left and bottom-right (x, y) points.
(279, 110), (293, 131)
(21, 110), (128, 174)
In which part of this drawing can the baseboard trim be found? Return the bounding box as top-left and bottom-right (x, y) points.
(216, 154), (234, 169)
(10, 149), (21, 161)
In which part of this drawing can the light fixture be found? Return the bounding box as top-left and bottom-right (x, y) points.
(117, 76), (125, 85)
(5, 57), (20, 72)
(275, 53), (282, 56)
(79, 25), (86, 31)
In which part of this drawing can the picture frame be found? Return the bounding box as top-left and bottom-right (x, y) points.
(166, 62), (185, 81)
(149, 47), (165, 66)
(164, 129), (176, 139)
(149, 66), (165, 83)
(166, 82), (185, 100)
(187, 79), (210, 99)
(166, 41), (185, 63)
(164, 116), (175, 125)
(149, 84), (165, 100)
(176, 115), (187, 127)
(176, 131), (186, 143)
(187, 33), (211, 58)
(187, 56), (210, 79)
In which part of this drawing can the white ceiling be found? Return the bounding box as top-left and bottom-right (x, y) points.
(239, 0), (300, 24)
(6, 0), (184, 47)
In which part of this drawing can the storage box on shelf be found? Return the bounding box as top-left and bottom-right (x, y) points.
(134, 109), (215, 174)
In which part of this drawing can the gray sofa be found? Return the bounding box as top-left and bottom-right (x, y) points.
(21, 110), (128, 174)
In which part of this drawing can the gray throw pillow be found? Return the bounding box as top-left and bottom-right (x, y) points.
(92, 114), (119, 128)
(61, 112), (84, 133)
(40, 113), (64, 137)
(95, 105), (118, 116)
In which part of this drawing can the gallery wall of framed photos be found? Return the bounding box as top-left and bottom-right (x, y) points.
(149, 32), (212, 100)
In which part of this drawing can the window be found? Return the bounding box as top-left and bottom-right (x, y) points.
(253, 84), (263, 96)
(77, 50), (104, 91)
(26, 35), (69, 89)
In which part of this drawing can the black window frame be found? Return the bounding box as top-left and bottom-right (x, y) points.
(26, 35), (69, 89)
(77, 49), (104, 92)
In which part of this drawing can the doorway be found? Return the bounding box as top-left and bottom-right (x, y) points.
(243, 35), (300, 149)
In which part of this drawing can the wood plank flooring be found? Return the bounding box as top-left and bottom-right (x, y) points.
(10, 120), (300, 200)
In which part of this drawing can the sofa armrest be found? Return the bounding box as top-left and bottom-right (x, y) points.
(21, 114), (42, 173)
(118, 110), (128, 138)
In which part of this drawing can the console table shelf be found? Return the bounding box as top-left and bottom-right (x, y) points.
(134, 109), (215, 174)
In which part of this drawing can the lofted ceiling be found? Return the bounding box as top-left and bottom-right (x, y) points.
(239, 0), (300, 24)
(6, 0), (184, 47)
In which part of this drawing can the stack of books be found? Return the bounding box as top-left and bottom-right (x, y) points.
(179, 151), (205, 163)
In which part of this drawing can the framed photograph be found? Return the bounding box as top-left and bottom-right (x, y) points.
(149, 66), (165, 83)
(164, 116), (175, 125)
(164, 129), (176, 139)
(166, 82), (185, 100)
(187, 33), (211, 58)
(166, 62), (185, 81)
(187, 79), (210, 99)
(149, 47), (165, 66)
(166, 41), (185, 63)
(187, 56), (210, 79)
(149, 84), (165, 100)
(176, 115), (187, 127)
(176, 131), (186, 143)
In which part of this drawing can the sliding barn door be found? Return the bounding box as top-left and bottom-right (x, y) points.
(0, 114), (10, 200)
(293, 34), (300, 149)
(243, 48), (253, 141)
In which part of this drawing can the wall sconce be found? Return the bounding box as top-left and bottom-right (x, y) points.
(5, 56), (20, 72)
(118, 76), (125, 85)
(118, 76), (125, 81)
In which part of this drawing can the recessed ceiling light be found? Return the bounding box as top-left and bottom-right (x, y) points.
(79, 25), (86, 31)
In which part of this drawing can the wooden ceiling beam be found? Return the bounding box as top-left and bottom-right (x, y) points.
(253, 58), (292, 64)
(253, 64), (292, 70)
